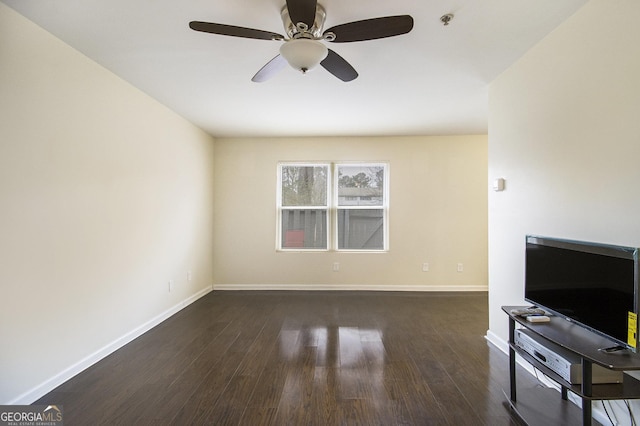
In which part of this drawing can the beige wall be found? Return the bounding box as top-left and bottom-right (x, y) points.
(0, 4), (215, 404)
(213, 135), (488, 290)
(487, 0), (640, 420)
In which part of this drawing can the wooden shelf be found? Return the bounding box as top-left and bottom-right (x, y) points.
(511, 342), (640, 400)
(504, 306), (640, 371)
(503, 306), (640, 425)
(503, 386), (603, 426)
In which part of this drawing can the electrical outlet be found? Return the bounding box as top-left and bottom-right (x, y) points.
(168, 280), (173, 292)
(422, 263), (429, 272)
(333, 262), (340, 272)
(457, 263), (464, 272)
(187, 271), (192, 281)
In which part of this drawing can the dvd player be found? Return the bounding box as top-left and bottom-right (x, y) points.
(514, 328), (623, 384)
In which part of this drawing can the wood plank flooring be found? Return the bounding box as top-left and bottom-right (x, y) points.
(35, 291), (532, 425)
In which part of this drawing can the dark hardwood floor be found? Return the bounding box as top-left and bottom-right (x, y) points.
(35, 291), (533, 425)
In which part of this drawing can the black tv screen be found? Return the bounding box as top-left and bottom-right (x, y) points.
(525, 235), (639, 351)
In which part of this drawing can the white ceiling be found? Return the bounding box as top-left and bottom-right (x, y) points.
(2, 0), (588, 138)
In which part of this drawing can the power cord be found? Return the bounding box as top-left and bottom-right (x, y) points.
(601, 400), (616, 425)
(532, 366), (622, 426)
(625, 400), (637, 426)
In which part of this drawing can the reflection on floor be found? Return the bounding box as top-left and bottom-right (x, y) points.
(37, 291), (534, 425)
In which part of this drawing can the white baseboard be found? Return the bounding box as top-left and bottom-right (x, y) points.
(213, 283), (488, 292)
(8, 285), (213, 405)
(485, 329), (537, 378)
(485, 329), (510, 355)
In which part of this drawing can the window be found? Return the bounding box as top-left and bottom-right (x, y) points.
(336, 164), (387, 251)
(278, 164), (329, 250)
(277, 162), (388, 251)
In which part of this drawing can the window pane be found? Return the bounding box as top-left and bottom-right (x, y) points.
(337, 165), (384, 206)
(337, 209), (384, 250)
(281, 165), (327, 206)
(281, 209), (328, 249)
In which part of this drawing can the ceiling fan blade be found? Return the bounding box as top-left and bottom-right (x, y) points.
(320, 49), (358, 82)
(324, 15), (414, 43)
(252, 55), (288, 82)
(189, 21), (284, 41)
(286, 0), (317, 28)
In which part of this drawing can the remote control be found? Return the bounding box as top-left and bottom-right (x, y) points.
(526, 315), (550, 323)
(510, 307), (546, 317)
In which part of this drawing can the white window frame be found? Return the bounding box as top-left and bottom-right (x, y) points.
(276, 162), (330, 251)
(276, 161), (389, 252)
(333, 162), (389, 252)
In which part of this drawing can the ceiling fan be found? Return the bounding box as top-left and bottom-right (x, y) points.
(189, 0), (414, 82)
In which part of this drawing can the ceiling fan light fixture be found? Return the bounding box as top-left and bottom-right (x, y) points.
(279, 39), (328, 74)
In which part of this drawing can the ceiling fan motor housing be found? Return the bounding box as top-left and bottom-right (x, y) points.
(281, 4), (326, 39)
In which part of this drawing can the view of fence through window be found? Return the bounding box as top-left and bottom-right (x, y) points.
(337, 165), (385, 250)
(278, 163), (387, 251)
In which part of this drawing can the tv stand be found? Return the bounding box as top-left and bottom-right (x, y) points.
(503, 306), (640, 426)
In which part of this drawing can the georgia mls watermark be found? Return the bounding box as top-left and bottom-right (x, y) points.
(0, 405), (63, 426)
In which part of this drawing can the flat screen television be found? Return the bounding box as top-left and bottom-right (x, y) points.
(525, 235), (639, 351)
